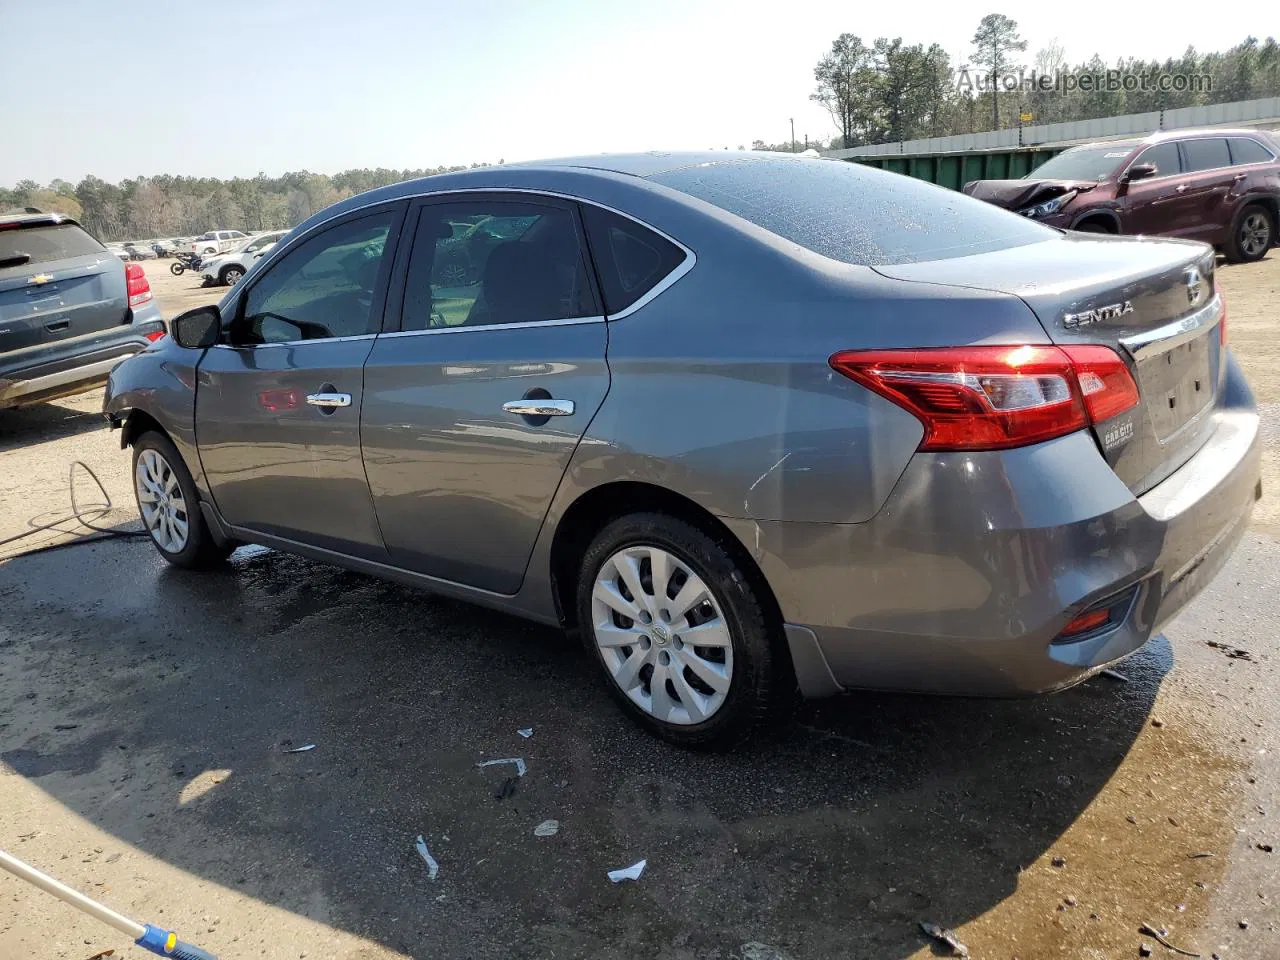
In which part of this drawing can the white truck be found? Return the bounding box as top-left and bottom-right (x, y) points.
(189, 230), (248, 255)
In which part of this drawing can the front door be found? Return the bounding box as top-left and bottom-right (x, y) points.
(1119, 141), (1187, 237)
(196, 205), (404, 558)
(361, 194), (610, 594)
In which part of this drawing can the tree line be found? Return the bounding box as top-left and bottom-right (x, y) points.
(4, 23), (1278, 239)
(810, 22), (1280, 148)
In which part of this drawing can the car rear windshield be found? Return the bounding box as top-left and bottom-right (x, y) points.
(1025, 144), (1137, 181)
(649, 158), (1052, 266)
(0, 222), (106, 272)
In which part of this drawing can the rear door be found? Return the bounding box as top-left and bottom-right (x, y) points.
(0, 220), (127, 354)
(1177, 138), (1237, 245)
(361, 193), (609, 594)
(196, 204), (404, 557)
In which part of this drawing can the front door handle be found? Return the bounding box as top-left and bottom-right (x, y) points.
(502, 398), (575, 417)
(306, 392), (351, 408)
(1175, 183), (1189, 193)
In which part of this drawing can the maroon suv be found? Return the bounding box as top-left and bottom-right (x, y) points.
(963, 128), (1279, 262)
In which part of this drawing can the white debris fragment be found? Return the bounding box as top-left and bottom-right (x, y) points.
(534, 820), (560, 837)
(283, 744), (316, 753)
(607, 859), (647, 883)
(517, 728), (533, 738)
(415, 835), (439, 880)
(477, 757), (526, 777)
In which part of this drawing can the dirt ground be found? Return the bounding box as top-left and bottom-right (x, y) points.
(0, 255), (1278, 959)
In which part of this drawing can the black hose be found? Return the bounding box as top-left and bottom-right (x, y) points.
(0, 460), (148, 559)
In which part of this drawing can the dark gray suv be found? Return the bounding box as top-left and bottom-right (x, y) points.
(104, 153), (1261, 748)
(1, 211), (165, 409)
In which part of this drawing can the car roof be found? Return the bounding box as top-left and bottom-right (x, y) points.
(0, 211), (81, 228)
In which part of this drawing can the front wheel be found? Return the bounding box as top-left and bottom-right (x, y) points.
(220, 266), (244, 285)
(170, 262), (185, 276)
(132, 431), (233, 569)
(1225, 203), (1274, 263)
(575, 512), (791, 749)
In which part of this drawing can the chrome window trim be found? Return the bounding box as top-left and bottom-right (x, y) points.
(289, 187), (696, 325)
(212, 333), (379, 350)
(381, 315), (606, 339)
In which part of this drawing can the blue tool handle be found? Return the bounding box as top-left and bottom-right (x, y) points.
(136, 924), (218, 960)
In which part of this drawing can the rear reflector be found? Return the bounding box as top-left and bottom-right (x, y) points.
(830, 344), (1140, 452)
(124, 262), (152, 307)
(144, 329), (166, 342)
(1060, 608), (1111, 637)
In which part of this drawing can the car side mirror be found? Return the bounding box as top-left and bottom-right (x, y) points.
(1124, 163), (1157, 182)
(171, 305), (222, 349)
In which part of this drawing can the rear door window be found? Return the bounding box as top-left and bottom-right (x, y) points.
(650, 157), (1051, 266)
(399, 199), (597, 330)
(581, 206), (687, 314)
(1228, 138), (1275, 165)
(0, 223), (106, 272)
(1181, 138), (1231, 173)
(1133, 142), (1181, 177)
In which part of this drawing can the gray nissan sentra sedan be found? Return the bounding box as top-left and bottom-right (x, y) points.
(103, 152), (1262, 749)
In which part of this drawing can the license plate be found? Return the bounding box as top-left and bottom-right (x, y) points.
(1140, 332), (1213, 441)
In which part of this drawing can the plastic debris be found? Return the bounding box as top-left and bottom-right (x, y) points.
(1256, 843), (1274, 853)
(283, 744), (316, 753)
(1139, 944), (1153, 958)
(414, 835), (439, 880)
(1099, 668), (1129, 682)
(607, 859), (647, 883)
(918, 922), (969, 957)
(477, 757), (526, 777)
(1138, 923), (1200, 957)
(517, 728), (533, 738)
(1051, 856), (1067, 867)
(534, 820), (560, 837)
(1187, 851), (1216, 859)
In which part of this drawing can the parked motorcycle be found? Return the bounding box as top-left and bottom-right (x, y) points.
(169, 251), (202, 276)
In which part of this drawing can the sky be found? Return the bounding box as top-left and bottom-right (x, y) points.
(1, 0), (1274, 186)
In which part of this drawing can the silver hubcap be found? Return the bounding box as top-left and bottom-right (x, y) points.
(135, 449), (189, 553)
(226, 269), (242, 284)
(1241, 213), (1270, 256)
(591, 545), (733, 725)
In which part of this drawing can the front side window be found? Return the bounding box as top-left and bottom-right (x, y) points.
(582, 206), (686, 314)
(238, 212), (394, 343)
(1133, 142), (1181, 177)
(401, 199), (595, 330)
(1229, 138), (1275, 165)
(1181, 138), (1231, 173)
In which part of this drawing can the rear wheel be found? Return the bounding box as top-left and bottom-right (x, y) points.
(575, 512), (790, 749)
(132, 431), (232, 569)
(169, 262), (184, 276)
(1225, 203), (1274, 263)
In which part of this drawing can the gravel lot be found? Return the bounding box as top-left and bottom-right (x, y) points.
(1, 256), (1278, 959)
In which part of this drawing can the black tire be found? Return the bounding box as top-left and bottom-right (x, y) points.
(169, 262), (185, 276)
(1225, 203), (1274, 263)
(1073, 219), (1114, 234)
(131, 431), (233, 569)
(220, 265), (244, 286)
(575, 512), (792, 750)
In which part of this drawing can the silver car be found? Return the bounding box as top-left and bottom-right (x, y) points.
(103, 153), (1261, 748)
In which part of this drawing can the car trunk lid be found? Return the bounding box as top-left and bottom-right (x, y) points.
(0, 222), (129, 354)
(874, 234), (1223, 495)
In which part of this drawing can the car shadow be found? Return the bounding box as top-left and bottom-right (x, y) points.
(0, 537), (1166, 959)
(0, 398), (107, 453)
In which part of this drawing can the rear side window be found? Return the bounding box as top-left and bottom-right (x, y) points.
(0, 222), (105, 271)
(650, 158), (1052, 266)
(1181, 138), (1231, 172)
(1134, 142), (1181, 176)
(1229, 138), (1275, 165)
(582, 206), (686, 314)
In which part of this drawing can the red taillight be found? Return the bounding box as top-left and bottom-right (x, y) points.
(125, 262), (152, 308)
(830, 344), (1139, 452)
(1060, 608), (1111, 637)
(144, 329), (166, 342)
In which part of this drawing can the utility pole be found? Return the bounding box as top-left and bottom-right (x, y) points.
(790, 118), (796, 152)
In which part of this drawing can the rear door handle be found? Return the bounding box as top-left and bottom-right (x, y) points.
(502, 399), (575, 417)
(306, 392), (351, 408)
(1175, 183), (1189, 193)
(44, 320), (70, 332)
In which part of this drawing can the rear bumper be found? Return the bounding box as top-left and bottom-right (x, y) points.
(724, 359), (1261, 698)
(0, 316), (165, 408)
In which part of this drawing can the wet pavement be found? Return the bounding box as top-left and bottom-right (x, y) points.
(1, 526), (1277, 959)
